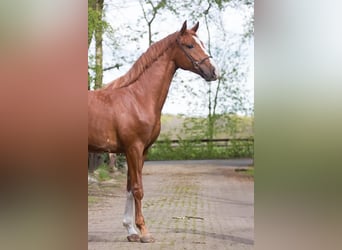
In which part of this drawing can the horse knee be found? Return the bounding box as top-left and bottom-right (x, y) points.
(132, 187), (144, 200)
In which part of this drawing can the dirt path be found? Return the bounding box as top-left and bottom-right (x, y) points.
(88, 160), (254, 250)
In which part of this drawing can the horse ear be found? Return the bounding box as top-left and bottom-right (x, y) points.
(180, 20), (187, 35)
(191, 22), (199, 33)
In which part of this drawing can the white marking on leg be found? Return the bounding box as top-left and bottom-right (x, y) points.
(123, 191), (139, 235)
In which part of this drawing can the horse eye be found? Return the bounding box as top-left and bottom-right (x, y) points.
(186, 44), (194, 49)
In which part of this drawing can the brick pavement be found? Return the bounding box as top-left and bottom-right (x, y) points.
(88, 160), (254, 250)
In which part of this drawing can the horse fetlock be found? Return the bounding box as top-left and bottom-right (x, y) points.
(135, 217), (146, 229)
(122, 219), (132, 227)
(123, 221), (139, 235)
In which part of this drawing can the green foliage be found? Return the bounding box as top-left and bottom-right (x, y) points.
(148, 113), (254, 160)
(88, 3), (111, 47)
(88, 0), (116, 89)
(100, 153), (126, 170)
(147, 137), (253, 160)
(95, 164), (111, 181)
(115, 154), (126, 170)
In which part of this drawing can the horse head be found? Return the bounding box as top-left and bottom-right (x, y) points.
(174, 21), (219, 81)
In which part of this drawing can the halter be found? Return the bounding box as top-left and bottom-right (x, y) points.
(176, 37), (212, 72)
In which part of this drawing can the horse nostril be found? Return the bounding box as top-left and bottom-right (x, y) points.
(212, 68), (217, 78)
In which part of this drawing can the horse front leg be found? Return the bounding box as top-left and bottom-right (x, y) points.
(126, 144), (155, 243)
(122, 174), (140, 242)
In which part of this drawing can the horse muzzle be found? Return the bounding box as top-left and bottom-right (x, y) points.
(199, 64), (219, 81)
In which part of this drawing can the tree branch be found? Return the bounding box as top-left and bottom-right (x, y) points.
(103, 64), (122, 71)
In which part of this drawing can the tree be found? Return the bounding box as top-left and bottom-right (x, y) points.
(88, 0), (114, 172)
(88, 0), (106, 90)
(95, 0), (254, 141)
(89, 0), (121, 90)
(94, 0), (104, 90)
(139, 0), (167, 46)
(163, 0), (254, 143)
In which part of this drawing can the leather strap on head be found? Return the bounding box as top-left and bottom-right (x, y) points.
(176, 38), (212, 71)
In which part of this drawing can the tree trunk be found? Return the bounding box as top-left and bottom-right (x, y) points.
(88, 0), (96, 49)
(88, 0), (96, 89)
(94, 0), (104, 90)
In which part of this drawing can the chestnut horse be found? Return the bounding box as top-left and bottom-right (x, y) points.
(88, 21), (218, 243)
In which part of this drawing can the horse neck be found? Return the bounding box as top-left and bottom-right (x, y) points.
(131, 49), (177, 115)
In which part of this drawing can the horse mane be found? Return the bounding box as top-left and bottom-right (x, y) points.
(104, 32), (179, 90)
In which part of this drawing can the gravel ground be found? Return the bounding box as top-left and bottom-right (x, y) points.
(88, 159), (254, 250)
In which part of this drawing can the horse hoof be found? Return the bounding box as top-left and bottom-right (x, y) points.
(140, 234), (155, 243)
(127, 234), (140, 242)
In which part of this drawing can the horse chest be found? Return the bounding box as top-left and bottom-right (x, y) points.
(136, 116), (160, 138)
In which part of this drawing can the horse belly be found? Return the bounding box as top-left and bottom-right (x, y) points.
(88, 115), (122, 153)
(88, 135), (121, 153)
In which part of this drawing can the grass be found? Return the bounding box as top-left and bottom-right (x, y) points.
(246, 168), (254, 177)
(95, 164), (112, 181)
(88, 196), (99, 204)
(235, 167), (254, 177)
(88, 167), (127, 206)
